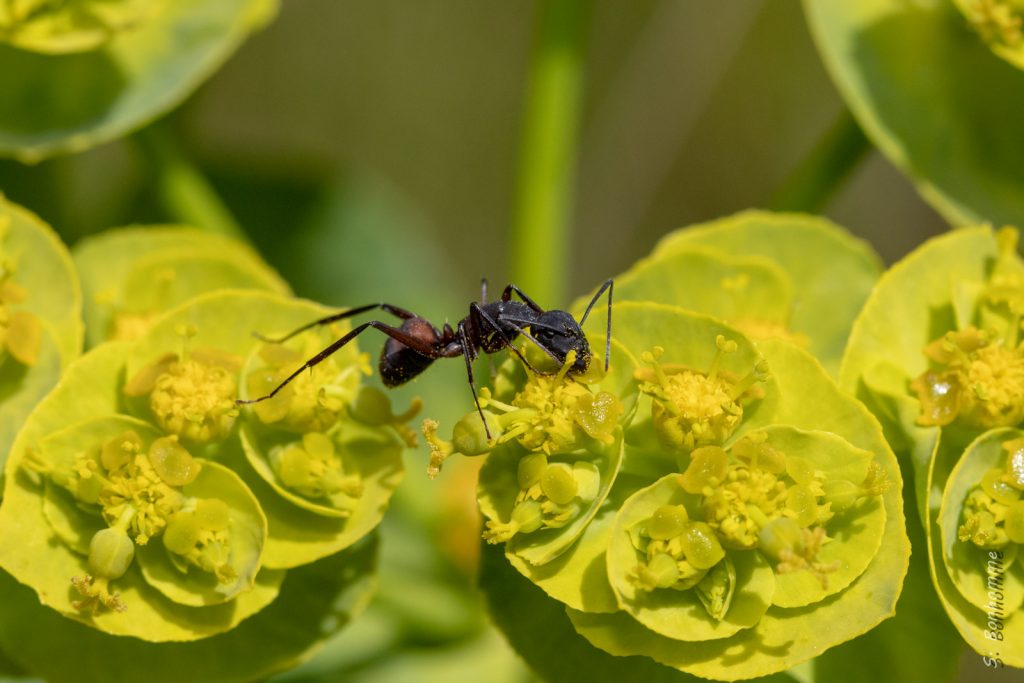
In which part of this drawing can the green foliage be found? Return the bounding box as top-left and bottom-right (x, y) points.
(0, 0), (276, 162)
(805, 0), (1024, 227)
(73, 226), (289, 347)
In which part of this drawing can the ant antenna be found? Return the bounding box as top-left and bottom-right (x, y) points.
(579, 279), (613, 372)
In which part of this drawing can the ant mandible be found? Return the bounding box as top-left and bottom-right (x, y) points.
(236, 279), (614, 438)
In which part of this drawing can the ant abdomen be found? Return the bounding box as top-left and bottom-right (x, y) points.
(379, 317), (440, 386)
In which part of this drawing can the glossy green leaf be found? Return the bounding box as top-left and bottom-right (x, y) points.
(805, 0), (1024, 226)
(0, 535), (378, 683)
(0, 0), (277, 161)
(74, 226), (289, 347)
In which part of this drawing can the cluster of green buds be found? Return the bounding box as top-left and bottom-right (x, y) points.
(0, 226), (409, 683)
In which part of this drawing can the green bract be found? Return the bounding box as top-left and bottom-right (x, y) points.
(598, 210), (880, 377)
(0, 194), (82, 471)
(473, 293), (906, 680)
(0, 0), (276, 161)
(806, 0), (1024, 227)
(73, 226), (289, 347)
(0, 287), (407, 675)
(840, 225), (1024, 666)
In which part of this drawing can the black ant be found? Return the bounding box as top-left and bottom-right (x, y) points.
(236, 279), (614, 438)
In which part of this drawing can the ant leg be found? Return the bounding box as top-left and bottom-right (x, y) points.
(253, 303), (418, 344)
(457, 321), (491, 439)
(500, 284), (544, 313)
(469, 304), (558, 374)
(578, 279), (613, 372)
(238, 320), (442, 405)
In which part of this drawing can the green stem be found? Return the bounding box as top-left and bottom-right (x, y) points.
(769, 110), (870, 213)
(510, 0), (590, 306)
(135, 122), (245, 240)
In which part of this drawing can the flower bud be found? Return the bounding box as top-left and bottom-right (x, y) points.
(88, 527), (135, 579)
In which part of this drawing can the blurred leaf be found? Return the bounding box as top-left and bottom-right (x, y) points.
(73, 226), (288, 347)
(624, 210), (882, 377)
(0, 535), (378, 683)
(805, 0), (1024, 226)
(0, 0), (277, 162)
(0, 193), (80, 473)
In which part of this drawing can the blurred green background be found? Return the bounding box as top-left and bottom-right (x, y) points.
(0, 1), (974, 681)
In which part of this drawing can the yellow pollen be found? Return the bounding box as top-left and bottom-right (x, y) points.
(150, 359), (238, 442)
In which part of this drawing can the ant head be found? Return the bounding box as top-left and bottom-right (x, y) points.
(531, 310), (591, 373)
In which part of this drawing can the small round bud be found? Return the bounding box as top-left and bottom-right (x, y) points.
(302, 431), (335, 460)
(511, 500), (544, 535)
(195, 499), (231, 532)
(646, 552), (681, 589)
(163, 512), (201, 555)
(786, 484), (819, 527)
(148, 436), (201, 486)
(100, 430), (142, 471)
(981, 468), (1021, 505)
(349, 386), (392, 425)
(541, 463), (578, 505)
(758, 517), (803, 561)
(647, 505), (689, 540)
(518, 453), (549, 489)
(88, 528), (135, 579)
(785, 456), (815, 485)
(277, 444), (313, 489)
(823, 479), (860, 513)
(680, 521), (725, 569)
(451, 411), (502, 456)
(679, 447), (728, 493)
